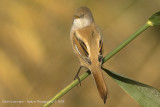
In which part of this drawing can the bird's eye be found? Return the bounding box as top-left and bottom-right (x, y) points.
(80, 14), (85, 18)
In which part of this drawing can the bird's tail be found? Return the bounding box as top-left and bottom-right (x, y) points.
(91, 66), (108, 104)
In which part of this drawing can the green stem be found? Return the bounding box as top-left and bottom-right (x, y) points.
(43, 71), (91, 107)
(43, 22), (150, 107)
(102, 22), (150, 64)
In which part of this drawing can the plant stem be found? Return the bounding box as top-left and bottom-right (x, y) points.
(43, 70), (91, 107)
(102, 22), (150, 64)
(43, 22), (150, 107)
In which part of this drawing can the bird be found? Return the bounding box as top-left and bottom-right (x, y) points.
(70, 6), (108, 104)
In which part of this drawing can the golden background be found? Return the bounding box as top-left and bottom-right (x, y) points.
(0, 0), (160, 107)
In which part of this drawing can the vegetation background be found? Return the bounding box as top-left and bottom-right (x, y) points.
(0, 0), (160, 107)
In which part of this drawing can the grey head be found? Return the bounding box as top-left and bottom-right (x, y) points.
(72, 7), (95, 30)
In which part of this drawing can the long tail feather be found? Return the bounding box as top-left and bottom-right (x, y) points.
(92, 67), (108, 104)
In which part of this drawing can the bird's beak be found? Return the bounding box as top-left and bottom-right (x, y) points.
(74, 15), (80, 19)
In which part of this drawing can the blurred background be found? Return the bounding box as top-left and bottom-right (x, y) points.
(0, 0), (160, 107)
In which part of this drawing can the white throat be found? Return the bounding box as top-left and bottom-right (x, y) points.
(72, 18), (91, 30)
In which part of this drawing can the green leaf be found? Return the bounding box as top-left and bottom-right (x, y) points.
(148, 11), (160, 26)
(102, 68), (160, 107)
